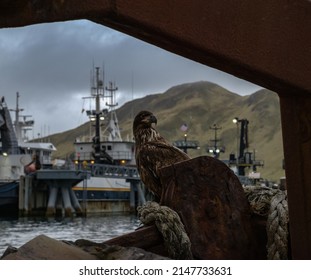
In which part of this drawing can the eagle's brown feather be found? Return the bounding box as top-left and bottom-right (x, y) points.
(133, 111), (190, 200)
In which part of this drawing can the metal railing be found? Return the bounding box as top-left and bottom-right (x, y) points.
(75, 151), (133, 161)
(90, 164), (140, 180)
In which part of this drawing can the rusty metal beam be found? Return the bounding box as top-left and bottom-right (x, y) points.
(95, 0), (311, 95)
(1, 0), (311, 258)
(279, 93), (311, 259)
(0, 0), (310, 95)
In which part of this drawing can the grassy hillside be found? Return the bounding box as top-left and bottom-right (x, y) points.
(43, 81), (284, 181)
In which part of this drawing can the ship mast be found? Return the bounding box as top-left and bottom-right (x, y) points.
(93, 67), (104, 114)
(85, 66), (122, 142)
(13, 92), (22, 141)
(105, 81), (122, 142)
(83, 66), (123, 163)
(10, 92), (34, 143)
(93, 67), (105, 144)
(75, 65), (135, 165)
(82, 67), (106, 162)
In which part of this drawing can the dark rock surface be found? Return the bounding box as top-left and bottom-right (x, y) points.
(1, 234), (168, 260)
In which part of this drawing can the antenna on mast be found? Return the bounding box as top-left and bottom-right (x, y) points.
(105, 81), (122, 141)
(9, 92), (35, 143)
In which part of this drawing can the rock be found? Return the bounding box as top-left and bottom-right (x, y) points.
(1, 234), (168, 260)
(1, 246), (18, 259)
(1, 235), (97, 260)
(74, 239), (169, 260)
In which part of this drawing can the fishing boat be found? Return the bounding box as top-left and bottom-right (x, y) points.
(0, 93), (56, 215)
(72, 67), (140, 212)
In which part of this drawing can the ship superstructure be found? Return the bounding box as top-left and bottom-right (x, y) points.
(72, 67), (139, 212)
(74, 67), (135, 166)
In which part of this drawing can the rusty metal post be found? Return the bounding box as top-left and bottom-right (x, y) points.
(279, 92), (311, 259)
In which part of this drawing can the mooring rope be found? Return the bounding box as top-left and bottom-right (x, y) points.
(244, 185), (289, 259)
(266, 190), (289, 259)
(137, 201), (193, 260)
(244, 185), (279, 216)
(138, 186), (288, 260)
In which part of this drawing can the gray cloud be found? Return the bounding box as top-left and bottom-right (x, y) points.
(0, 20), (262, 136)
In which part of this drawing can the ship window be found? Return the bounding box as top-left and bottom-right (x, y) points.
(107, 145), (112, 150)
(80, 147), (83, 150)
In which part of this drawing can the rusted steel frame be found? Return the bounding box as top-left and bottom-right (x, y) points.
(279, 92), (311, 259)
(1, 0), (311, 258)
(0, 0), (111, 26)
(104, 224), (167, 257)
(1, 0), (310, 94)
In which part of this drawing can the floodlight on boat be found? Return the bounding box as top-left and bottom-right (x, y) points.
(2, 152), (8, 157)
(233, 117), (239, 123)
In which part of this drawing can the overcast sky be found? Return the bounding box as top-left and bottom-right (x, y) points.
(0, 20), (262, 138)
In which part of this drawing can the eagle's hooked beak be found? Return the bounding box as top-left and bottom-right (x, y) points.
(149, 114), (157, 125)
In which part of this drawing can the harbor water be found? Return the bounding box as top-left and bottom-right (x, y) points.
(0, 213), (140, 257)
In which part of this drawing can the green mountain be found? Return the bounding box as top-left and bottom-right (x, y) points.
(45, 81), (284, 182)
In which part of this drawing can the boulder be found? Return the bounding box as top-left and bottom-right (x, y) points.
(1, 234), (168, 260)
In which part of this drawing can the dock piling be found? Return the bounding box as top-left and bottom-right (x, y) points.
(46, 184), (58, 216)
(17, 170), (89, 217)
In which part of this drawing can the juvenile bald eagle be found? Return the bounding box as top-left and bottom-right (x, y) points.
(133, 110), (190, 200)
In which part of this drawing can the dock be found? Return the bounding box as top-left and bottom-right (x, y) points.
(17, 165), (146, 217)
(18, 170), (90, 217)
(91, 164), (146, 211)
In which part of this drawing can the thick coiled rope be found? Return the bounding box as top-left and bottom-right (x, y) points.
(138, 186), (288, 259)
(244, 185), (279, 216)
(137, 201), (192, 260)
(244, 185), (289, 259)
(266, 190), (288, 259)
